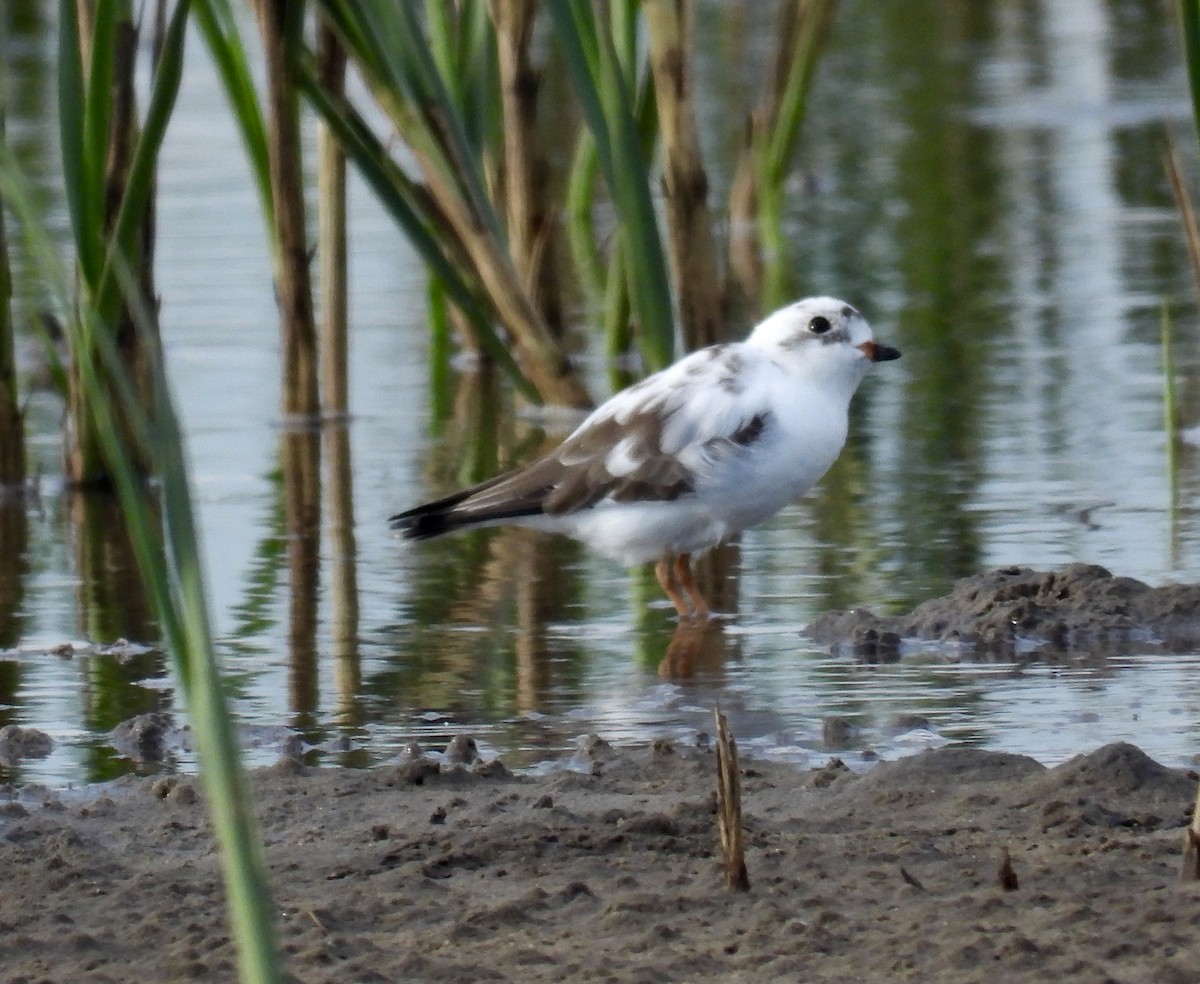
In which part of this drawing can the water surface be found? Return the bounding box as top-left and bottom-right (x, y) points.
(4, 0), (1200, 785)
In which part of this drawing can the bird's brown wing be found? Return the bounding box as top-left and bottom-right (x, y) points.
(390, 345), (774, 539)
(389, 422), (697, 539)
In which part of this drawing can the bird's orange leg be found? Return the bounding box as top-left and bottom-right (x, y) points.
(673, 553), (711, 625)
(655, 557), (693, 620)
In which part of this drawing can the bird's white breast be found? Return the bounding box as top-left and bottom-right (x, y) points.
(529, 360), (854, 565)
(693, 371), (851, 530)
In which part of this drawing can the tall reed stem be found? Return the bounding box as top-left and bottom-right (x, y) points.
(316, 19), (348, 420)
(645, 0), (724, 350)
(62, 0), (159, 486)
(254, 0), (319, 421)
(490, 0), (564, 335)
(728, 0), (836, 308)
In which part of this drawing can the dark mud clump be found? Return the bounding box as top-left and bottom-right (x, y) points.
(107, 713), (181, 764)
(806, 564), (1200, 658)
(0, 725), (54, 766)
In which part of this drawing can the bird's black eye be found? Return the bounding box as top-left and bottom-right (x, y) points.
(808, 315), (832, 335)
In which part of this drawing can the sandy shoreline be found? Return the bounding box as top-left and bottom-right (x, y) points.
(3, 735), (1198, 983)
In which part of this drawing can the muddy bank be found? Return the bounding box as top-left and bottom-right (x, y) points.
(806, 564), (1200, 659)
(2, 737), (1199, 983)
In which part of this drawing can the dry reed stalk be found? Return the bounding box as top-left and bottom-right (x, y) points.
(726, 134), (761, 309)
(644, 0), (724, 349)
(254, 0), (319, 421)
(315, 24), (358, 708)
(1164, 131), (1200, 311)
(714, 706), (750, 891)
(73, 0), (96, 64)
(407, 136), (590, 407)
(316, 21), (348, 420)
(489, 1), (564, 336)
(364, 75), (587, 406)
(1183, 809), (1200, 880)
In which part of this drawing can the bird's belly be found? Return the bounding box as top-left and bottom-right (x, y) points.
(535, 500), (732, 566)
(705, 427), (844, 529)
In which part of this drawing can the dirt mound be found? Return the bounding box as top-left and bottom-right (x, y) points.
(1012, 742), (1197, 834)
(0, 726), (53, 766)
(807, 564), (1200, 657)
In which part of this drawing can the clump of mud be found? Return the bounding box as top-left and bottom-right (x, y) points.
(806, 564), (1200, 659)
(0, 725), (53, 766)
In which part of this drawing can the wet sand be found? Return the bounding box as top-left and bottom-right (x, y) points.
(2, 737), (1198, 983)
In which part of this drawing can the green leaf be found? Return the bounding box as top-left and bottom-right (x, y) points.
(295, 56), (542, 404)
(763, 1), (835, 187)
(0, 141), (282, 984)
(57, 0), (101, 286)
(545, 0), (676, 371)
(390, 1), (506, 243)
(191, 0), (276, 243)
(1183, 1), (1200, 146)
(97, 0), (192, 325)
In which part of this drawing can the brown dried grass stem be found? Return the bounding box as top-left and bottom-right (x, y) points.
(254, 0), (319, 421)
(714, 706), (750, 891)
(1164, 129), (1200, 311)
(489, 1), (563, 336)
(644, 0), (724, 349)
(316, 21), (348, 420)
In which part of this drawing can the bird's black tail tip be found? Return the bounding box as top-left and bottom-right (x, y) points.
(389, 509), (453, 541)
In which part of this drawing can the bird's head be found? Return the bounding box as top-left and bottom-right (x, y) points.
(747, 297), (900, 389)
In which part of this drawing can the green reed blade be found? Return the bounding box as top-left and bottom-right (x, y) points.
(7, 167), (278, 984)
(393, 1), (499, 231)
(106, 265), (282, 984)
(82, 0), (120, 264)
(762, 0), (835, 189)
(421, 0), (497, 165)
(0, 148), (282, 983)
(296, 57), (542, 404)
(95, 0), (191, 326)
(1181, 0), (1200, 145)
(57, 0), (101, 287)
(457, 1), (499, 155)
(546, 0), (676, 371)
(191, 0), (275, 241)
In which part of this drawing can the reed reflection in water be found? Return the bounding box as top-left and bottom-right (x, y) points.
(5, 0), (1200, 787)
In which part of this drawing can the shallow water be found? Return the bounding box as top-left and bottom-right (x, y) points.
(5, 1), (1200, 785)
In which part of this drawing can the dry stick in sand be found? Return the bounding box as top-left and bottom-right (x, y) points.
(1182, 780), (1200, 880)
(997, 847), (1019, 891)
(714, 707), (750, 891)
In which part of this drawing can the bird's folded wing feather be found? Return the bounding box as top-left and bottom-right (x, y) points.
(392, 344), (776, 532)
